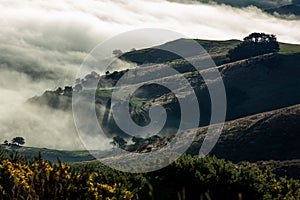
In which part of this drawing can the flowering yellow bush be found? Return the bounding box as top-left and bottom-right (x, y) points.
(0, 159), (34, 197)
(1, 153), (299, 200)
(0, 159), (134, 200)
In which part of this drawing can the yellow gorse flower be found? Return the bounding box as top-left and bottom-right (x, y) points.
(0, 159), (134, 200)
(0, 160), (32, 190)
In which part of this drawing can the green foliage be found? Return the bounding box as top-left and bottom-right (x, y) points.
(142, 155), (300, 200)
(96, 89), (113, 99)
(279, 43), (300, 55)
(0, 151), (134, 200)
(0, 151), (299, 200)
(11, 137), (25, 146)
(110, 136), (127, 149)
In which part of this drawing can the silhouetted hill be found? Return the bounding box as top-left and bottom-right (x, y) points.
(266, 4), (300, 16)
(170, 0), (291, 9)
(188, 104), (300, 162)
(134, 104), (300, 178)
(171, 0), (300, 18)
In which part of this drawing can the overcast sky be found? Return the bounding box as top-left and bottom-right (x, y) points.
(0, 0), (299, 150)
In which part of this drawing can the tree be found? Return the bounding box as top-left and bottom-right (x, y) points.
(112, 49), (123, 57)
(132, 136), (142, 143)
(11, 137), (25, 146)
(3, 140), (8, 145)
(132, 137), (145, 146)
(111, 136), (127, 149)
(55, 87), (63, 95)
(227, 33), (280, 61)
(63, 86), (73, 96)
(110, 140), (117, 148)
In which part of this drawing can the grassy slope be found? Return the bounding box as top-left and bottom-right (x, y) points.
(122, 39), (300, 66)
(1, 146), (96, 163)
(279, 42), (300, 54)
(121, 38), (241, 65)
(187, 103), (300, 179)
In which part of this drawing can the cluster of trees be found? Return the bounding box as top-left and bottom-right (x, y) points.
(2, 137), (25, 146)
(110, 136), (127, 149)
(110, 135), (162, 151)
(227, 32), (280, 61)
(55, 86), (73, 96)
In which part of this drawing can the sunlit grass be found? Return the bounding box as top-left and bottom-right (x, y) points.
(279, 43), (300, 54)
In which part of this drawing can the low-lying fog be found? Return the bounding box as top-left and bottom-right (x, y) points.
(0, 0), (299, 150)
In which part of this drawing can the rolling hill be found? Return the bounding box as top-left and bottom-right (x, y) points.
(26, 38), (300, 178)
(265, 4), (300, 16)
(127, 103), (300, 178)
(28, 38), (300, 135)
(0, 145), (95, 163)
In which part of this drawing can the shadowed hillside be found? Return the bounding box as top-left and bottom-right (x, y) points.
(188, 104), (300, 162)
(130, 104), (300, 179)
(120, 39), (240, 66)
(28, 39), (300, 138)
(266, 4), (300, 16)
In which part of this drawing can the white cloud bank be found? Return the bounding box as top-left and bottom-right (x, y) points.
(0, 0), (299, 150)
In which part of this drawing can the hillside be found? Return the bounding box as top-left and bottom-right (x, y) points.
(188, 104), (300, 161)
(0, 145), (98, 163)
(120, 39), (240, 66)
(266, 4), (300, 17)
(28, 39), (300, 136)
(27, 38), (300, 175)
(127, 104), (300, 178)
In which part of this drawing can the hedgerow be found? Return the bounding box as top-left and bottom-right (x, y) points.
(0, 151), (299, 200)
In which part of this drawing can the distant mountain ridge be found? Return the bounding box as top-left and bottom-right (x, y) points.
(170, 0), (300, 17)
(170, 0), (291, 9)
(265, 4), (300, 16)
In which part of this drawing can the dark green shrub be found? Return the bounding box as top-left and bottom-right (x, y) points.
(142, 155), (300, 200)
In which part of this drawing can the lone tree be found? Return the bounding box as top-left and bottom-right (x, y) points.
(227, 33), (280, 61)
(11, 137), (25, 146)
(110, 136), (127, 149)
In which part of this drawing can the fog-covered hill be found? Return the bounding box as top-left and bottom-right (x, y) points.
(29, 38), (300, 135)
(17, 37), (300, 178)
